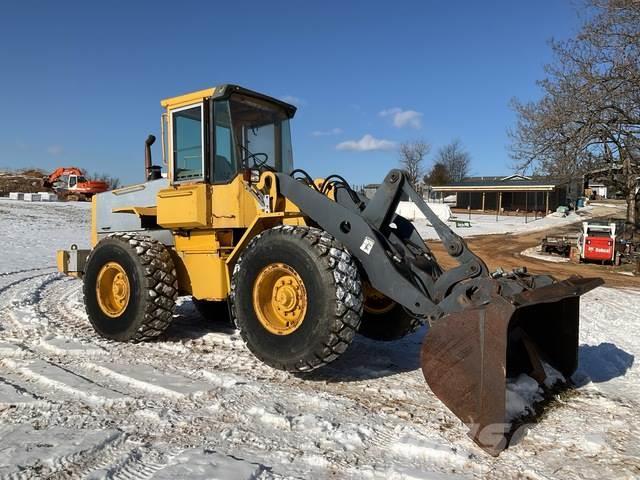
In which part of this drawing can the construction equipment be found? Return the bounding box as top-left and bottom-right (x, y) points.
(541, 234), (577, 257)
(577, 220), (640, 267)
(44, 167), (109, 200)
(56, 85), (603, 455)
(577, 221), (618, 264)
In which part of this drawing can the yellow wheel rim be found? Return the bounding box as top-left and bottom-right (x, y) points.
(96, 262), (130, 317)
(252, 263), (307, 335)
(363, 281), (396, 315)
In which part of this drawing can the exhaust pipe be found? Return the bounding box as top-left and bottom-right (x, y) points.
(144, 134), (157, 180)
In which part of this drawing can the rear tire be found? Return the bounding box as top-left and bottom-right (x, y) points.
(359, 283), (423, 341)
(230, 225), (363, 372)
(83, 233), (178, 342)
(359, 305), (423, 341)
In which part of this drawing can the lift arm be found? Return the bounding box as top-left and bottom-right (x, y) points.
(276, 169), (488, 319)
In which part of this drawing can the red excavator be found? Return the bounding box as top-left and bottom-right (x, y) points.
(43, 167), (109, 200)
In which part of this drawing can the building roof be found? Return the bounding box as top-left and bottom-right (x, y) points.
(431, 175), (576, 192)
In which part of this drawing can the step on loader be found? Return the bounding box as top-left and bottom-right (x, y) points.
(57, 84), (603, 454)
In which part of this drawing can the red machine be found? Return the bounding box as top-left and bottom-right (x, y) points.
(578, 221), (617, 264)
(44, 167), (109, 200)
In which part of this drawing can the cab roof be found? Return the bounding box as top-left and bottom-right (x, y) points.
(160, 84), (297, 117)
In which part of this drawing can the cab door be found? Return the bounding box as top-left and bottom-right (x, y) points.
(170, 103), (206, 184)
(157, 102), (211, 229)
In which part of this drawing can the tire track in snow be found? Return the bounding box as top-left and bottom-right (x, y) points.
(0, 265), (56, 278)
(0, 271), (56, 302)
(0, 273), (475, 478)
(0, 268), (504, 476)
(0, 273), (64, 339)
(27, 276), (470, 476)
(0, 358), (128, 407)
(0, 429), (129, 480)
(36, 278), (126, 354)
(14, 276), (441, 426)
(11, 281), (266, 443)
(40, 430), (127, 480)
(61, 293), (448, 468)
(0, 277), (144, 411)
(104, 446), (185, 480)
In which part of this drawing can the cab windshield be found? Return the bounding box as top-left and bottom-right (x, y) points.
(212, 94), (293, 182)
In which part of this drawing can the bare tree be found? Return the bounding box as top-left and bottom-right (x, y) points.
(107, 176), (121, 190)
(509, 0), (640, 226)
(435, 139), (471, 182)
(92, 172), (121, 190)
(399, 140), (430, 187)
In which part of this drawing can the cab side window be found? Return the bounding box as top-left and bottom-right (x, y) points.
(173, 104), (203, 182)
(213, 100), (237, 183)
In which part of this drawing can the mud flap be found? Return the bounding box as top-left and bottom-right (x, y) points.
(421, 277), (603, 455)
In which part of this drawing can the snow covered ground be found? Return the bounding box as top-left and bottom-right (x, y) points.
(413, 204), (622, 240)
(520, 246), (571, 263)
(0, 198), (91, 271)
(0, 198), (639, 479)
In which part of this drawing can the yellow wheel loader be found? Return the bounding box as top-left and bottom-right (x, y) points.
(57, 85), (603, 454)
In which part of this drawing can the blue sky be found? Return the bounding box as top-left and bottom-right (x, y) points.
(0, 1), (582, 185)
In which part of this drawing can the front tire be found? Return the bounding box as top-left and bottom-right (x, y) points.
(230, 226), (363, 372)
(83, 233), (178, 342)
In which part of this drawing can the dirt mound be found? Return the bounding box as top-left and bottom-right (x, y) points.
(0, 169), (48, 196)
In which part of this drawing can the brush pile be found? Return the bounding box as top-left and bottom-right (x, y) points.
(0, 169), (47, 196)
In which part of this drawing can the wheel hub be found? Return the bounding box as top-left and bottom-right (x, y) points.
(363, 280), (396, 315)
(253, 263), (307, 335)
(96, 262), (130, 317)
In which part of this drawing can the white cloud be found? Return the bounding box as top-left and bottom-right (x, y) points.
(379, 108), (401, 117)
(281, 95), (306, 106)
(47, 145), (64, 156)
(312, 128), (343, 137)
(379, 107), (423, 129)
(336, 134), (396, 152)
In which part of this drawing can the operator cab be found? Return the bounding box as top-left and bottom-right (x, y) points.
(161, 85), (296, 185)
(68, 174), (87, 188)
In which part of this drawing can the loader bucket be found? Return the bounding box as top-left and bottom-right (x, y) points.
(421, 276), (603, 455)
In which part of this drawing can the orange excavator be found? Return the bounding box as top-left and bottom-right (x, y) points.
(44, 167), (109, 200)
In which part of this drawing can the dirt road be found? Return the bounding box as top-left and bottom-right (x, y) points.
(428, 221), (639, 288)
